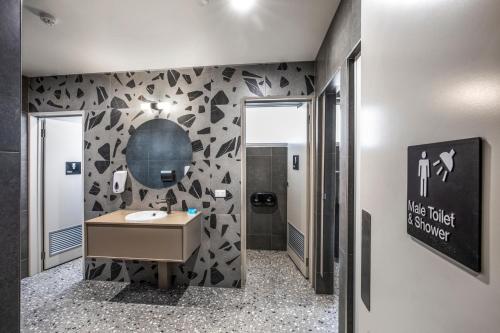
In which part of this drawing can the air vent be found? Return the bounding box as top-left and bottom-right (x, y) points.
(288, 223), (305, 260)
(49, 225), (82, 256)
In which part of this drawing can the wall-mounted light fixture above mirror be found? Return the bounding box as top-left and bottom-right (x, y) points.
(141, 101), (172, 117)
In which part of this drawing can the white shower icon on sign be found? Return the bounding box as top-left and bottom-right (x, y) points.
(433, 148), (456, 182)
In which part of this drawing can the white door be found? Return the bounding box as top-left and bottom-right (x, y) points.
(42, 116), (84, 269)
(286, 104), (309, 277)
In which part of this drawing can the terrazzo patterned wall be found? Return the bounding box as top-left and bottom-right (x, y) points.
(28, 62), (315, 288)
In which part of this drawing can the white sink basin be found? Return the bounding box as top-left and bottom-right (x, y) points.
(125, 210), (167, 222)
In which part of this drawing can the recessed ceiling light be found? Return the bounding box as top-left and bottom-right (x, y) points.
(230, 0), (256, 13)
(39, 11), (57, 26)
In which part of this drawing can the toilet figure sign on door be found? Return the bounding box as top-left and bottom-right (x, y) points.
(407, 138), (482, 272)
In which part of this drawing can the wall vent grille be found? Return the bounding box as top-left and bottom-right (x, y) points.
(49, 225), (82, 257)
(288, 223), (305, 260)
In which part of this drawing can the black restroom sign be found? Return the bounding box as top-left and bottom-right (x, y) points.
(407, 138), (482, 272)
(66, 161), (81, 175)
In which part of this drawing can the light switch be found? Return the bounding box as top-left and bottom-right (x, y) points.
(215, 189), (227, 198)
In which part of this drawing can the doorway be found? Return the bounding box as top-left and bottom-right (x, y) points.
(314, 44), (361, 332)
(315, 73), (341, 295)
(241, 98), (314, 282)
(28, 113), (84, 274)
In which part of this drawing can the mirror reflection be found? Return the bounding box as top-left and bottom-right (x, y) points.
(126, 119), (192, 189)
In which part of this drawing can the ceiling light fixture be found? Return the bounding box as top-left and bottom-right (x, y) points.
(230, 0), (256, 13)
(39, 11), (57, 26)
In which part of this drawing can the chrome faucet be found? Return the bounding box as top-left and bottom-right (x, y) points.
(156, 195), (172, 214)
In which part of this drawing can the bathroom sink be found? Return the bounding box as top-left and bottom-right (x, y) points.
(125, 210), (167, 222)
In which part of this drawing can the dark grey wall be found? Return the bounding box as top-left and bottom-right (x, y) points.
(246, 146), (287, 251)
(316, 0), (361, 92)
(315, 93), (337, 295)
(0, 0), (21, 331)
(21, 77), (29, 279)
(315, 0), (361, 332)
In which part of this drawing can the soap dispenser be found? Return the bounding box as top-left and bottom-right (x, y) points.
(113, 170), (128, 194)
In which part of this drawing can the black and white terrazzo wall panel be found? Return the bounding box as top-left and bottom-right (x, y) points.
(28, 62), (315, 288)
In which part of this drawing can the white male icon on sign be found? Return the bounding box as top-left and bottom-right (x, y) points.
(418, 151), (430, 197)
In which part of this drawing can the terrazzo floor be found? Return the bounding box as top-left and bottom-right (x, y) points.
(21, 250), (338, 332)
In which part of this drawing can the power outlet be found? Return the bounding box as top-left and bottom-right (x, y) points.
(214, 189), (227, 198)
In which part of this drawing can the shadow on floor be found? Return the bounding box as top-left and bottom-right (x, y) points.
(109, 284), (188, 306)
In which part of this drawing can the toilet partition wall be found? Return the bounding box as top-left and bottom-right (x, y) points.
(28, 62), (315, 287)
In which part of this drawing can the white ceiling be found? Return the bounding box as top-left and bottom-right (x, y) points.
(22, 0), (339, 77)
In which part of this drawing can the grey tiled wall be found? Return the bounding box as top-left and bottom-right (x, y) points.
(21, 77), (29, 279)
(0, 0), (21, 330)
(246, 147), (288, 251)
(315, 0), (361, 91)
(28, 62), (314, 288)
(315, 93), (337, 295)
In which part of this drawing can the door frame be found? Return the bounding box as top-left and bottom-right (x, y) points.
(28, 111), (84, 276)
(240, 96), (316, 286)
(343, 42), (361, 333)
(314, 78), (341, 294)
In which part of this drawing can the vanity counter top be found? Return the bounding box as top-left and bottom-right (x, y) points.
(85, 210), (201, 227)
(85, 209), (202, 288)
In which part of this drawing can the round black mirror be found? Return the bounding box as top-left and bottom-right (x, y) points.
(126, 119), (192, 189)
